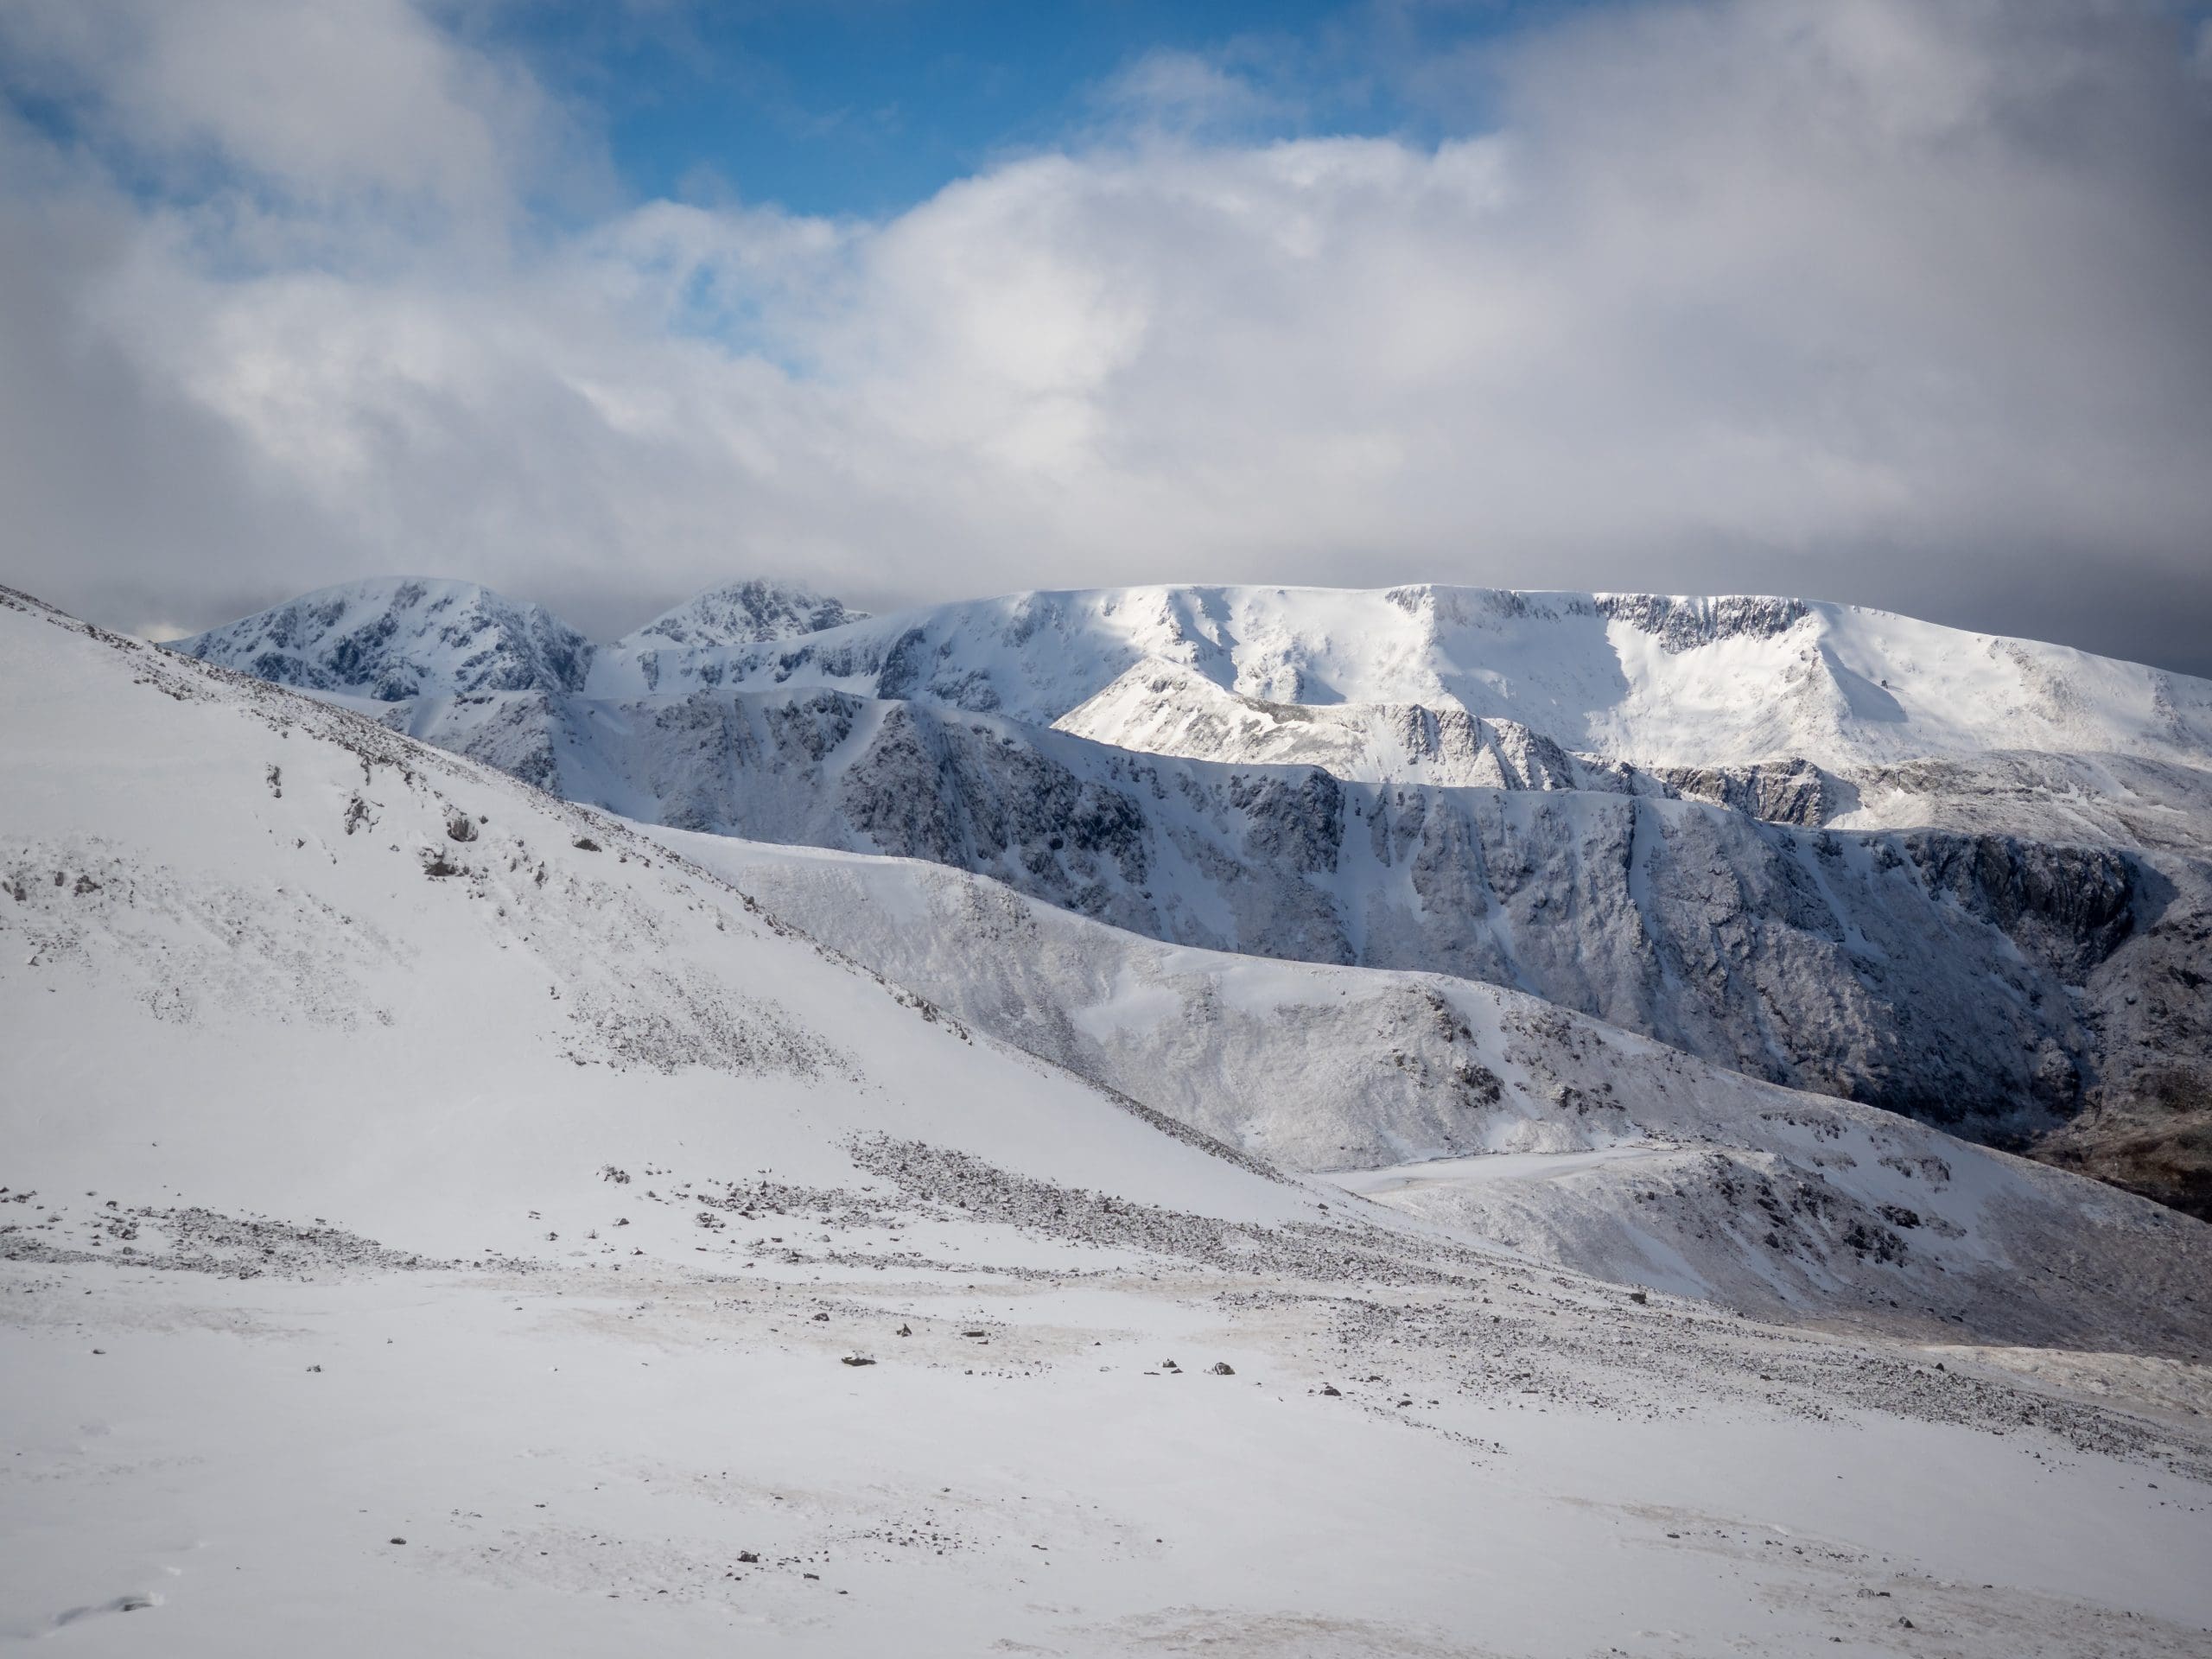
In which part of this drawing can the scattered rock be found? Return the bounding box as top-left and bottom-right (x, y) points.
(1209, 1361), (1236, 1376)
(842, 1356), (876, 1367)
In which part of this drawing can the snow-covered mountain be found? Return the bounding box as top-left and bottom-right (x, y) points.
(588, 580), (868, 696)
(187, 578), (2212, 774)
(346, 678), (2200, 1162)
(21, 577), (2203, 1340)
(171, 575), (864, 704)
(583, 582), (2212, 777)
(162, 576), (2212, 1218)
(624, 580), (866, 651)
(173, 576), (596, 701)
(11, 584), (2212, 1654)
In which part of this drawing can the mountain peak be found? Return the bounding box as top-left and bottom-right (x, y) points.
(170, 576), (593, 702)
(622, 580), (866, 652)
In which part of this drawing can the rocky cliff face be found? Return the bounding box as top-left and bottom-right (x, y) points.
(1652, 760), (1853, 826)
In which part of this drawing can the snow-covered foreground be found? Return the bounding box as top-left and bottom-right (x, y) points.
(9, 1253), (2212, 1657)
(6, 586), (2211, 1655)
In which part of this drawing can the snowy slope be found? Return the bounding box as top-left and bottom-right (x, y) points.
(10, 586), (2212, 1656)
(655, 832), (2212, 1351)
(3, 588), (1315, 1260)
(1055, 657), (1651, 792)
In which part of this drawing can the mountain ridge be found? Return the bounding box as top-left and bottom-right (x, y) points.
(174, 577), (2212, 775)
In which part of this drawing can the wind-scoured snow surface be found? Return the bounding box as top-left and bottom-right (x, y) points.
(10, 586), (2212, 1656)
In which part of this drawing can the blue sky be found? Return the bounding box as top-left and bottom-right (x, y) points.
(484, 0), (1616, 217)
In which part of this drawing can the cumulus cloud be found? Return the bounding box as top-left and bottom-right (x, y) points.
(1, 0), (2209, 671)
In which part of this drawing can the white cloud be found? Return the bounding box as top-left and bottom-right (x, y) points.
(1093, 48), (1295, 137)
(1, 0), (2209, 670)
(0, 0), (595, 261)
